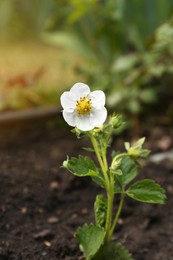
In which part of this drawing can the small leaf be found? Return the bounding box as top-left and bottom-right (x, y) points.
(75, 224), (106, 260)
(135, 137), (145, 147)
(94, 195), (107, 228)
(114, 169), (123, 176)
(64, 155), (98, 176)
(63, 155), (105, 188)
(126, 179), (166, 204)
(83, 147), (95, 152)
(93, 242), (134, 260)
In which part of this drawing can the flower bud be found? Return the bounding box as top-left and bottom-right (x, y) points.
(110, 114), (122, 129)
(128, 147), (140, 158)
(110, 157), (122, 174)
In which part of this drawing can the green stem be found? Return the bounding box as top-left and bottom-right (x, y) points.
(104, 173), (114, 242)
(89, 132), (118, 242)
(100, 142), (114, 242)
(109, 192), (125, 239)
(101, 141), (109, 172)
(89, 133), (109, 186)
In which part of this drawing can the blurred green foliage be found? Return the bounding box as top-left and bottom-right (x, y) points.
(0, 0), (56, 40)
(1, 0), (173, 127)
(43, 0), (173, 128)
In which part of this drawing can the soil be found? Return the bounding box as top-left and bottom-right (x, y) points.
(0, 117), (173, 260)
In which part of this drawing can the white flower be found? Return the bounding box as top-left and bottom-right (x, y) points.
(60, 82), (107, 131)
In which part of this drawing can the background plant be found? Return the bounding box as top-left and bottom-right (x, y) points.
(0, 0), (56, 40)
(44, 0), (173, 130)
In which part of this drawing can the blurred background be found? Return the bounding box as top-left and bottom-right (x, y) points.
(0, 0), (173, 133)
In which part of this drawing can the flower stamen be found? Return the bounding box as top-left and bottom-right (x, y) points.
(76, 97), (92, 116)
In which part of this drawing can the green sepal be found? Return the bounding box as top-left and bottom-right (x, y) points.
(109, 113), (123, 129)
(75, 224), (106, 260)
(92, 241), (134, 260)
(71, 127), (86, 138)
(125, 137), (150, 158)
(94, 195), (107, 228)
(126, 179), (166, 204)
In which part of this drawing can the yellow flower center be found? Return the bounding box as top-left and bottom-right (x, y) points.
(76, 97), (92, 116)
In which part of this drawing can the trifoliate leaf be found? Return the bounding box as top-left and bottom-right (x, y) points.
(94, 195), (107, 228)
(75, 224), (106, 260)
(126, 179), (166, 204)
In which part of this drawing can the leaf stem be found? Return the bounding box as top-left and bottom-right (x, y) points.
(89, 133), (109, 186)
(109, 192), (125, 239)
(104, 173), (114, 242)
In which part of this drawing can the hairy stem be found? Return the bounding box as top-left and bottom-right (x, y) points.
(90, 132), (114, 241)
(104, 173), (114, 242)
(109, 192), (125, 239)
(90, 133), (109, 186)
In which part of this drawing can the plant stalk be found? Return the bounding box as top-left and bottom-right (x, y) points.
(90, 132), (115, 242)
(109, 192), (125, 239)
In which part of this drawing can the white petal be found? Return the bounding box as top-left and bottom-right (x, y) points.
(90, 90), (106, 108)
(70, 82), (90, 99)
(60, 91), (76, 112)
(76, 115), (95, 131)
(62, 111), (77, 127)
(90, 107), (107, 126)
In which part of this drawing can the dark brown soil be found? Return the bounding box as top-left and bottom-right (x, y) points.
(0, 118), (173, 260)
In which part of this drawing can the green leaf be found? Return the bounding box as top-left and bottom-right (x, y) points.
(112, 54), (139, 72)
(126, 179), (166, 204)
(135, 137), (145, 147)
(115, 156), (137, 187)
(83, 147), (95, 152)
(114, 182), (122, 194)
(91, 174), (105, 188)
(63, 155), (105, 187)
(42, 31), (96, 59)
(94, 195), (107, 228)
(63, 155), (98, 176)
(93, 242), (134, 260)
(75, 224), (106, 260)
(140, 89), (157, 103)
